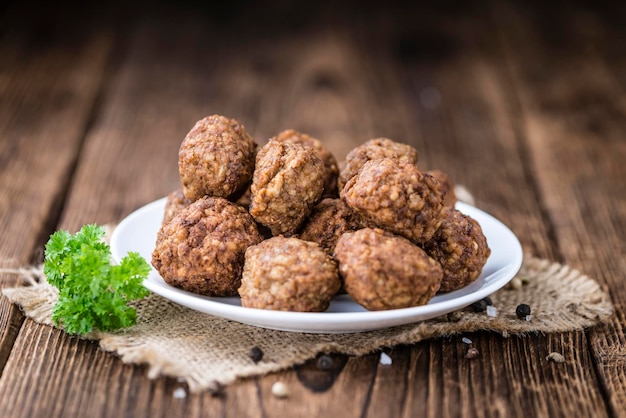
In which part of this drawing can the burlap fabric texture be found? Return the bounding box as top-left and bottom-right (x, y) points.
(1, 255), (613, 394)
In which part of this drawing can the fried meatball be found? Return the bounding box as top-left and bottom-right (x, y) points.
(239, 237), (341, 312)
(298, 198), (359, 255)
(162, 190), (192, 226)
(272, 129), (339, 197)
(334, 228), (442, 311)
(422, 207), (491, 292)
(341, 158), (445, 244)
(427, 169), (456, 207)
(152, 196), (262, 296)
(338, 138), (419, 191)
(178, 115), (257, 201)
(249, 140), (325, 236)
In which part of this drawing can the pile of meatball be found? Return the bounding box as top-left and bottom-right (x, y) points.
(151, 115), (491, 312)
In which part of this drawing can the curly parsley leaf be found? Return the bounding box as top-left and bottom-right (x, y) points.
(43, 224), (150, 335)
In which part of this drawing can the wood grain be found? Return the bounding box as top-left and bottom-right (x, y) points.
(493, 2), (626, 416)
(346, 4), (609, 417)
(0, 1), (624, 417)
(0, 14), (221, 416)
(0, 0), (113, 375)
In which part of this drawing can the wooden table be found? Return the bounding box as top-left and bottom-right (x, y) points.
(1, 1), (625, 416)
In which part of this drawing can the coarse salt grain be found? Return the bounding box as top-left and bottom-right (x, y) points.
(173, 387), (187, 399)
(525, 315), (532, 321)
(486, 306), (498, 317)
(380, 352), (392, 365)
(462, 337), (472, 345)
(272, 381), (289, 398)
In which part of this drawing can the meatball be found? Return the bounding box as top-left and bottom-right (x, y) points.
(427, 169), (456, 207)
(239, 237), (341, 312)
(341, 158), (445, 244)
(249, 140), (325, 236)
(334, 228), (442, 311)
(338, 138), (419, 191)
(178, 115), (257, 201)
(298, 198), (359, 255)
(152, 196), (262, 296)
(162, 190), (192, 226)
(272, 129), (339, 197)
(422, 207), (491, 292)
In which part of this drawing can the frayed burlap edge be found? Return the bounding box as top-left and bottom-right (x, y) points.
(0, 255), (614, 394)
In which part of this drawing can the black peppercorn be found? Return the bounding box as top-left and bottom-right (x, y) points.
(316, 354), (334, 370)
(248, 346), (264, 363)
(516, 303), (531, 319)
(470, 297), (493, 313)
(470, 299), (487, 312)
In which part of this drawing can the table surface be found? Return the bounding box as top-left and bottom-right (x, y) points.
(1, 0), (625, 417)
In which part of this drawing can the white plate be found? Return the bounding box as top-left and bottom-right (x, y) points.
(110, 198), (523, 333)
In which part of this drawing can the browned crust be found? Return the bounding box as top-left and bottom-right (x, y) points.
(162, 190), (192, 226)
(334, 228), (442, 310)
(298, 198), (360, 255)
(427, 169), (456, 207)
(272, 129), (339, 198)
(422, 207), (491, 292)
(338, 138), (419, 191)
(239, 237), (341, 311)
(249, 140), (325, 236)
(341, 158), (444, 244)
(178, 115), (257, 201)
(152, 196), (262, 296)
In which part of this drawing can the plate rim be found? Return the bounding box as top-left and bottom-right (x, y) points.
(111, 197), (523, 333)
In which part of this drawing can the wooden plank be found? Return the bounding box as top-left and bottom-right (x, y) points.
(257, 354), (379, 418)
(0, 1), (112, 275)
(0, 11), (277, 417)
(345, 3), (611, 417)
(0, 2), (620, 417)
(0, 1), (113, 375)
(362, 347), (412, 418)
(493, 2), (626, 416)
(0, 9), (403, 416)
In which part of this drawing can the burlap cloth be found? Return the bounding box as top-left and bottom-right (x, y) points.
(1, 255), (613, 393)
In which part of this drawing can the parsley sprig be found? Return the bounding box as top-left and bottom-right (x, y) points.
(43, 224), (150, 335)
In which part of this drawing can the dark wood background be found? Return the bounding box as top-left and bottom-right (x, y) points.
(1, 0), (625, 416)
